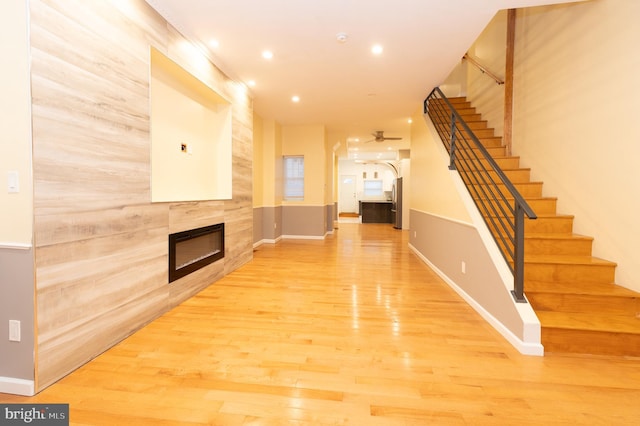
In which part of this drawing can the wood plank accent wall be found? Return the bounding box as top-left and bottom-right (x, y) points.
(30, 0), (253, 391)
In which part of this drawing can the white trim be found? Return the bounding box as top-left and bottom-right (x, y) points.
(409, 243), (544, 356)
(0, 377), (35, 396)
(0, 242), (32, 250)
(254, 236), (283, 247)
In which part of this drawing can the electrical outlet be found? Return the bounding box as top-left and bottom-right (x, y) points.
(9, 320), (21, 342)
(414, 231), (417, 238)
(461, 261), (466, 274)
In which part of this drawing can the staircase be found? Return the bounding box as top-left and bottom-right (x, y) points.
(441, 96), (640, 357)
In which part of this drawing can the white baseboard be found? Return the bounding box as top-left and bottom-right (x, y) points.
(409, 243), (544, 356)
(0, 376), (35, 396)
(281, 234), (325, 240)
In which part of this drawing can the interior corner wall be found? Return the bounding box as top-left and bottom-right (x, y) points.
(511, 0), (640, 292)
(29, 0), (253, 392)
(253, 116), (283, 244)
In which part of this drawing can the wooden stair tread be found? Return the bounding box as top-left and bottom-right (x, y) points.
(524, 233), (592, 241)
(525, 254), (617, 267)
(475, 195), (558, 202)
(487, 213), (570, 219)
(537, 311), (640, 334)
(526, 280), (640, 297)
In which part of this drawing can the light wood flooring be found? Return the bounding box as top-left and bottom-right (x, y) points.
(2, 223), (640, 425)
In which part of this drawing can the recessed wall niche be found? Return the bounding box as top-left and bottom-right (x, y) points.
(150, 47), (232, 202)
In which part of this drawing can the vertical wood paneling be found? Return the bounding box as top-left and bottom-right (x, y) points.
(30, 0), (253, 390)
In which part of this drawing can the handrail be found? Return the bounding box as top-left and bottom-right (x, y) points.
(423, 87), (536, 302)
(463, 53), (504, 85)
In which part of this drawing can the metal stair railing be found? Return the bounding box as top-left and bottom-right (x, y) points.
(423, 87), (536, 303)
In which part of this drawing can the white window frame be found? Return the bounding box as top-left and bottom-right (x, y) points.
(283, 155), (304, 201)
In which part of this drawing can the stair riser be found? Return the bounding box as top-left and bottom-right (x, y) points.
(455, 113), (482, 121)
(453, 107), (476, 115)
(542, 328), (640, 357)
(465, 121), (489, 131)
(474, 197), (557, 215)
(488, 169), (531, 183)
(467, 146), (506, 157)
(430, 98), (470, 108)
(487, 217), (573, 235)
(526, 239), (592, 256)
(496, 238), (592, 257)
(469, 182), (543, 198)
(478, 137), (503, 147)
(525, 263), (616, 284)
(459, 128), (495, 138)
(527, 293), (639, 316)
(525, 216), (572, 233)
(480, 157), (520, 169)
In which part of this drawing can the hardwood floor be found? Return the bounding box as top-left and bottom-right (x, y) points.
(2, 223), (640, 425)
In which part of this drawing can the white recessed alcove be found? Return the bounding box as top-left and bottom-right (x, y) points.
(150, 47), (232, 202)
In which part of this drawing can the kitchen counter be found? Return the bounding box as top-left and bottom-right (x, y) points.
(359, 200), (392, 224)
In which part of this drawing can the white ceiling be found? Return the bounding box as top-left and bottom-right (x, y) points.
(145, 0), (583, 155)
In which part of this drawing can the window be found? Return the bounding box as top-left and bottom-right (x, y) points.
(363, 179), (383, 198)
(284, 156), (304, 200)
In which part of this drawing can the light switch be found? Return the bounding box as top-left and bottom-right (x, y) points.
(7, 171), (19, 193)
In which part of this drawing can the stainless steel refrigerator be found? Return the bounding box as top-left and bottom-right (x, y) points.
(392, 177), (403, 229)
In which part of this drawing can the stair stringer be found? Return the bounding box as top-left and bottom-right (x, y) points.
(413, 115), (543, 355)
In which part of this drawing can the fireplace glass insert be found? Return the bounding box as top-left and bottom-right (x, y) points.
(168, 223), (224, 283)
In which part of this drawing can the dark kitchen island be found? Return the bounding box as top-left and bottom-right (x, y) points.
(360, 201), (392, 224)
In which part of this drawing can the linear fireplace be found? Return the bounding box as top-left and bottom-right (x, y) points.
(168, 223), (224, 283)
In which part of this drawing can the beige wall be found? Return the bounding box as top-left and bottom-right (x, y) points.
(0, 0), (32, 246)
(409, 108), (471, 222)
(512, 0), (640, 292)
(282, 125), (326, 206)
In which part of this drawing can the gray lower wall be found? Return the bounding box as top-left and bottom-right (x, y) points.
(326, 204), (335, 233)
(409, 209), (526, 340)
(255, 204), (333, 243)
(253, 207), (264, 245)
(282, 205), (328, 238)
(254, 206), (283, 244)
(0, 247), (35, 381)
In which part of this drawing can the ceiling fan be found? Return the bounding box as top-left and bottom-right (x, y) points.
(365, 130), (402, 143)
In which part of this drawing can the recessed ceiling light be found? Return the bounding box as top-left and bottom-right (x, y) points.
(247, 80), (256, 87)
(292, 95), (300, 103)
(408, 118), (413, 124)
(262, 50), (273, 60)
(209, 39), (220, 48)
(371, 44), (383, 55)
